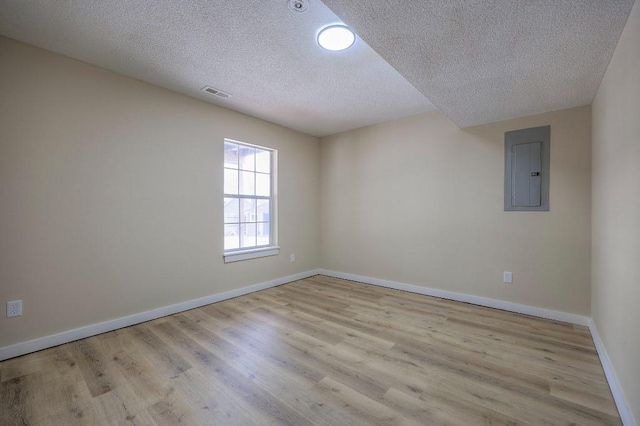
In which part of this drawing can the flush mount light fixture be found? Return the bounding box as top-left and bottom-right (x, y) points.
(317, 25), (356, 51)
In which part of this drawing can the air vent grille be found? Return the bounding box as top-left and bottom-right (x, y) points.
(201, 86), (231, 99)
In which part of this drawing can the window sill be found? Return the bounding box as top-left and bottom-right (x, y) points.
(224, 246), (280, 263)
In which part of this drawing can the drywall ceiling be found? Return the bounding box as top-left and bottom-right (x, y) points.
(322, 0), (636, 128)
(0, 1), (634, 133)
(0, 0), (434, 137)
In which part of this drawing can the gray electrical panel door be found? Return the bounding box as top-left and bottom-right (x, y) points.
(505, 126), (549, 211)
(512, 141), (541, 207)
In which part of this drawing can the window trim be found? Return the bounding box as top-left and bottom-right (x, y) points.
(223, 138), (278, 262)
(224, 246), (280, 263)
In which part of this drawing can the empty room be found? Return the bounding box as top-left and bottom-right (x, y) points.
(1, 0), (638, 425)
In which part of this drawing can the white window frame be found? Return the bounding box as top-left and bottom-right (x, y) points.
(223, 139), (278, 263)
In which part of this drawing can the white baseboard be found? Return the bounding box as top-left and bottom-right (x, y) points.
(316, 269), (591, 326)
(0, 269), (321, 362)
(589, 320), (636, 426)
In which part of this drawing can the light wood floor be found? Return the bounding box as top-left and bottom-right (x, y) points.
(0, 275), (621, 425)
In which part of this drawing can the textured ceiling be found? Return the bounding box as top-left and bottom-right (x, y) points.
(0, 0), (434, 137)
(0, 1), (634, 134)
(322, 0), (636, 128)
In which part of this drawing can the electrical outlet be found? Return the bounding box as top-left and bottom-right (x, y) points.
(290, 253), (296, 262)
(503, 271), (513, 284)
(7, 300), (22, 318)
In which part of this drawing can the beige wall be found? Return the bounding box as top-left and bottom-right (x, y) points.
(592, 0), (640, 422)
(320, 106), (592, 315)
(0, 37), (320, 348)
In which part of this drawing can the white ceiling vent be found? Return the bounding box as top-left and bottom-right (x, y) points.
(288, 0), (308, 14)
(201, 86), (231, 99)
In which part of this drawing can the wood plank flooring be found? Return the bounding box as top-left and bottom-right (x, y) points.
(0, 275), (621, 425)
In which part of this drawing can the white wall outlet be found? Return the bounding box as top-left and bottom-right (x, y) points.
(290, 253), (295, 262)
(7, 300), (22, 318)
(503, 271), (513, 284)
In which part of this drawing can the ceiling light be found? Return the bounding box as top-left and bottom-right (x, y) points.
(317, 25), (356, 51)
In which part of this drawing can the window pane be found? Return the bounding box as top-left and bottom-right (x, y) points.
(240, 198), (256, 223)
(257, 199), (270, 222)
(224, 198), (239, 224)
(239, 145), (256, 171)
(224, 142), (239, 169)
(224, 169), (238, 195)
(224, 224), (239, 250)
(256, 222), (270, 246)
(256, 173), (270, 196)
(239, 170), (255, 195)
(224, 140), (275, 254)
(256, 149), (271, 173)
(241, 223), (256, 248)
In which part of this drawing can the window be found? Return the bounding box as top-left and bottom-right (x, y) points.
(223, 139), (278, 262)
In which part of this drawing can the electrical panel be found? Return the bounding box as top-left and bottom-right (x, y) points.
(504, 126), (550, 211)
